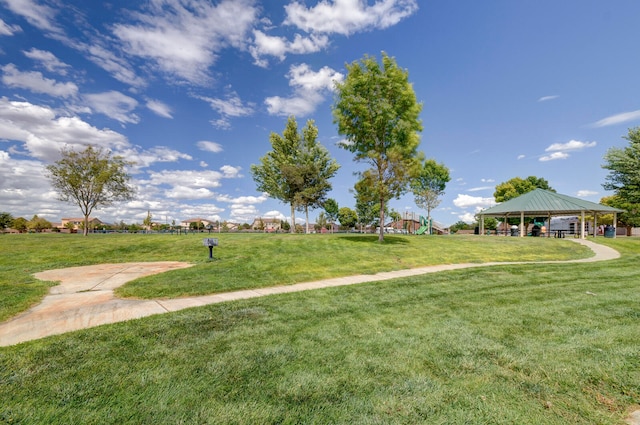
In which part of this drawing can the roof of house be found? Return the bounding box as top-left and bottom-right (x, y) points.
(479, 189), (624, 217)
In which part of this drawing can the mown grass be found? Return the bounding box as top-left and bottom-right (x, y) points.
(0, 237), (638, 424)
(0, 232), (591, 320)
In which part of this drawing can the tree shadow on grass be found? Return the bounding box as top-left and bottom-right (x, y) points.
(338, 235), (410, 245)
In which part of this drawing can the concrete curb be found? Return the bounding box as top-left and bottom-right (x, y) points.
(0, 239), (620, 346)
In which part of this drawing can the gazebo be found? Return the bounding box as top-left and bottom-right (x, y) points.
(478, 189), (624, 239)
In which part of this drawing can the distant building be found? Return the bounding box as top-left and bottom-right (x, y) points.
(251, 217), (282, 232)
(60, 217), (104, 232)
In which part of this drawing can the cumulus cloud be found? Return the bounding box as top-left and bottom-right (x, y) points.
(1, 64), (78, 98)
(250, 30), (329, 65)
(284, 0), (418, 35)
(453, 194), (494, 209)
(539, 152), (569, 162)
(576, 190), (598, 197)
(0, 97), (129, 161)
(83, 91), (139, 124)
(265, 63), (343, 116)
(545, 140), (596, 152)
(112, 0), (258, 85)
(592, 109), (640, 127)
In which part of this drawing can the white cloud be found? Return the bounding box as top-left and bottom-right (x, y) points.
(83, 91), (139, 124)
(592, 109), (640, 127)
(250, 30), (329, 65)
(23, 48), (70, 75)
(545, 140), (596, 152)
(145, 99), (173, 118)
(265, 63), (343, 116)
(539, 152), (569, 162)
(453, 194), (494, 209)
(0, 97), (129, 161)
(1, 64), (78, 98)
(576, 190), (598, 197)
(112, 0), (258, 85)
(197, 141), (223, 153)
(1, 0), (61, 33)
(195, 92), (254, 129)
(538, 95), (559, 102)
(122, 146), (192, 169)
(517, 154), (525, 160)
(0, 18), (22, 36)
(468, 186), (493, 192)
(284, 0), (418, 35)
(458, 212), (477, 224)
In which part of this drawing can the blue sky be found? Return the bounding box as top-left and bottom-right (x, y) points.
(1, 0), (640, 227)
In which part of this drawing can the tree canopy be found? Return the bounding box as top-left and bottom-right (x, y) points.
(333, 52), (423, 241)
(46, 145), (135, 236)
(494, 176), (554, 202)
(602, 127), (640, 204)
(251, 116), (339, 233)
(411, 159), (450, 226)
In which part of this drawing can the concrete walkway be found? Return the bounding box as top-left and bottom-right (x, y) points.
(0, 239), (620, 346)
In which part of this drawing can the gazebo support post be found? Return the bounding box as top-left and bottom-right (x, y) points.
(480, 216), (485, 236)
(581, 211), (586, 239)
(520, 211), (524, 237)
(614, 212), (618, 238)
(594, 213), (598, 238)
(547, 212), (551, 238)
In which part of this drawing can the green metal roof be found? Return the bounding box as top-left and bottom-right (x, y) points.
(479, 189), (624, 217)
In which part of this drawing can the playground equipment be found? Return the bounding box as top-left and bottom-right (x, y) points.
(416, 216), (431, 235)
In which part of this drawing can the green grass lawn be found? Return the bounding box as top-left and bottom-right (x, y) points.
(0, 232), (590, 321)
(0, 234), (638, 424)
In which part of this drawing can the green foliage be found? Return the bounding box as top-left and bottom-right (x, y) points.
(324, 198), (339, 232)
(449, 220), (472, 233)
(602, 127), (640, 204)
(333, 52), (423, 241)
(601, 195), (640, 227)
(337, 207), (358, 230)
(494, 176), (554, 202)
(411, 159), (450, 220)
(0, 212), (13, 230)
(252, 117), (339, 233)
(27, 215), (52, 233)
(46, 145), (135, 236)
(12, 217), (27, 233)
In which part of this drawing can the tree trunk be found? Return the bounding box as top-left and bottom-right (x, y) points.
(305, 205), (309, 234)
(290, 203), (296, 233)
(83, 215), (89, 236)
(378, 198), (385, 242)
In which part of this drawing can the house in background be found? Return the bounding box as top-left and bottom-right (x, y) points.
(60, 217), (104, 233)
(180, 218), (216, 230)
(251, 217), (281, 232)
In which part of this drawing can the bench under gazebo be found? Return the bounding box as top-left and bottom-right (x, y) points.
(478, 189), (624, 239)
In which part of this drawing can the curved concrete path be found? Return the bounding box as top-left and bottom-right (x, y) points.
(0, 239), (620, 346)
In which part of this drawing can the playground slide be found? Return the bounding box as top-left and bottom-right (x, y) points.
(416, 225), (428, 235)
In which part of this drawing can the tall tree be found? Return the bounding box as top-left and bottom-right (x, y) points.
(494, 176), (554, 202)
(337, 207), (357, 230)
(294, 120), (340, 234)
(411, 159), (450, 231)
(602, 127), (640, 204)
(46, 145), (135, 236)
(333, 52), (423, 242)
(0, 212), (13, 231)
(323, 198), (339, 233)
(601, 195), (640, 228)
(251, 117), (339, 233)
(27, 215), (52, 233)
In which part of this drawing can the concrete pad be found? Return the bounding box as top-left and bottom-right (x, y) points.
(0, 240), (621, 346)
